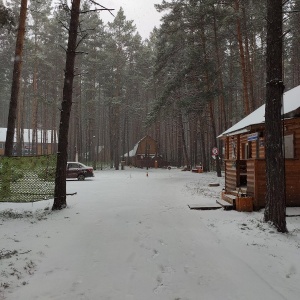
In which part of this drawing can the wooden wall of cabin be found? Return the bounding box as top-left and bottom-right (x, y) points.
(225, 160), (238, 191)
(246, 159), (266, 209)
(247, 159), (300, 209)
(225, 135), (265, 160)
(224, 121), (300, 161)
(285, 159), (300, 206)
(226, 136), (238, 159)
(136, 137), (157, 156)
(284, 119), (300, 159)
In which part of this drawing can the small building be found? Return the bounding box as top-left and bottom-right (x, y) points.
(0, 128), (57, 156)
(218, 85), (300, 210)
(124, 135), (168, 168)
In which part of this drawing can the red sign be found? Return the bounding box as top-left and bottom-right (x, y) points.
(212, 147), (219, 155)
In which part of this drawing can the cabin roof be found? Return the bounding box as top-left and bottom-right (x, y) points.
(0, 128), (56, 143)
(219, 85), (300, 138)
(124, 135), (156, 157)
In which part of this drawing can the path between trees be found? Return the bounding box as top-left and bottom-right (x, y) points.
(1, 168), (298, 300)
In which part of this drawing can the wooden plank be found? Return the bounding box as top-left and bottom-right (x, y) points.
(216, 199), (234, 210)
(188, 204), (222, 210)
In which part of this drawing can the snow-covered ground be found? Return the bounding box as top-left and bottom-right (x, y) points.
(0, 168), (299, 300)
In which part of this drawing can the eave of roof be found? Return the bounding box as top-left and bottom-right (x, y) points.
(218, 85), (300, 138)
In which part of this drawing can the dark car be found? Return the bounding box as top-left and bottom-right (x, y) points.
(66, 162), (94, 181)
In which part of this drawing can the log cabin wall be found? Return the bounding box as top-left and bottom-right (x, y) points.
(284, 119), (300, 158)
(239, 135), (247, 159)
(228, 136), (238, 159)
(136, 136), (157, 156)
(285, 160), (300, 206)
(248, 159), (300, 208)
(225, 160), (238, 191)
(246, 159), (255, 198)
(253, 159), (266, 209)
(258, 138), (265, 158)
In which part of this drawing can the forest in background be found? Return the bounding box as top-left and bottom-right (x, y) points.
(0, 0), (299, 170)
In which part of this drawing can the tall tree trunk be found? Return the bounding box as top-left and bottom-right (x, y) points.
(199, 117), (208, 172)
(4, 0), (27, 156)
(242, 5), (255, 111)
(31, 28), (39, 156)
(201, 26), (222, 177)
(234, 0), (250, 116)
(52, 0), (81, 210)
(208, 101), (222, 177)
(264, 0), (287, 233)
(16, 85), (25, 156)
(212, 6), (227, 131)
(178, 109), (190, 168)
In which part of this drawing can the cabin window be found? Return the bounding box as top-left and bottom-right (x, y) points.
(244, 142), (252, 159)
(0, 142), (3, 149)
(284, 134), (294, 158)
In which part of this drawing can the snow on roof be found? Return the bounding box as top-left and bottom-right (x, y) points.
(124, 142), (139, 157)
(0, 128), (57, 143)
(123, 135), (157, 157)
(219, 85), (300, 137)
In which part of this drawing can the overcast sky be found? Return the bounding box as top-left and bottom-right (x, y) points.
(98, 0), (163, 39)
(3, 0), (163, 40)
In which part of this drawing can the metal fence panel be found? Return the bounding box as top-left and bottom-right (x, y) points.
(0, 155), (56, 202)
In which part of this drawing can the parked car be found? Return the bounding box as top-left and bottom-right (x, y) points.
(66, 162), (94, 181)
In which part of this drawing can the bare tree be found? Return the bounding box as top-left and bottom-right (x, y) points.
(4, 0), (27, 156)
(264, 0), (287, 233)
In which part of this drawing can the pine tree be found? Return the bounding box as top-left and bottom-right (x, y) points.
(53, 0), (81, 210)
(5, 0), (28, 156)
(264, 0), (287, 233)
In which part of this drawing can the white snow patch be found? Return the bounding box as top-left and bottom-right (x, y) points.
(0, 168), (299, 300)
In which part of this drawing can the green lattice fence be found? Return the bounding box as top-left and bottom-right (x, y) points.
(0, 155), (56, 202)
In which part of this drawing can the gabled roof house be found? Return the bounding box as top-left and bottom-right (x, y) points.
(218, 85), (300, 210)
(124, 135), (167, 168)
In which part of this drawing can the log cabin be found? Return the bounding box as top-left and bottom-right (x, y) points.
(124, 135), (168, 168)
(0, 128), (57, 156)
(218, 85), (300, 210)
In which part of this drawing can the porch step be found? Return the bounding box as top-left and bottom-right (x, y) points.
(221, 192), (236, 205)
(216, 199), (234, 210)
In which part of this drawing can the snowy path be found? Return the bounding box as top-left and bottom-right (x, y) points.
(1, 168), (299, 300)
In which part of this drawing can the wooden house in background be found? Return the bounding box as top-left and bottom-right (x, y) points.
(0, 128), (57, 156)
(124, 135), (168, 168)
(218, 85), (300, 210)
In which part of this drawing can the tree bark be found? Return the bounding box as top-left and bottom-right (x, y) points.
(201, 26), (222, 177)
(234, 0), (250, 116)
(4, 0), (28, 156)
(52, 0), (81, 210)
(212, 6), (227, 131)
(178, 110), (190, 168)
(264, 0), (287, 233)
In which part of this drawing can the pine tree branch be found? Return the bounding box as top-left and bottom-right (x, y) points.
(87, 0), (115, 17)
(76, 33), (88, 49)
(81, 8), (115, 14)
